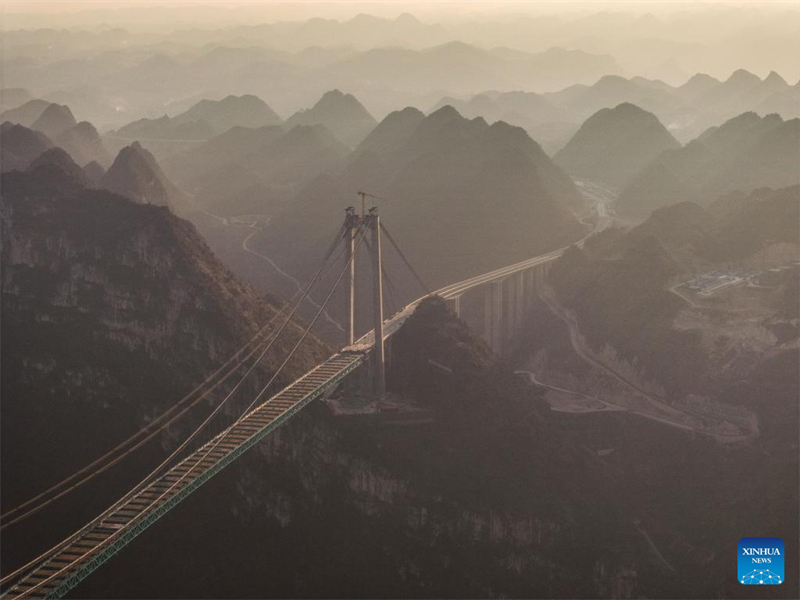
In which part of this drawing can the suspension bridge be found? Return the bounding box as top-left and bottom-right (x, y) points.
(1, 195), (610, 600)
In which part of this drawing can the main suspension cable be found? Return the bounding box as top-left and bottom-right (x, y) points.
(0, 223), (349, 533)
(0, 223), (347, 592)
(380, 223), (430, 294)
(10, 219), (368, 600)
(153, 216), (373, 515)
(0, 327), (274, 524)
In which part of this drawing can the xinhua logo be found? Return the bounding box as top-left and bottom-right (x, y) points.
(738, 538), (784, 585)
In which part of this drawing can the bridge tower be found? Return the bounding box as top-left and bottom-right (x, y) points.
(344, 206), (359, 346)
(369, 207), (386, 401)
(342, 200), (387, 401)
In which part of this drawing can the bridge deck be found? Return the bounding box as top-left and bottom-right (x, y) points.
(7, 352), (364, 600)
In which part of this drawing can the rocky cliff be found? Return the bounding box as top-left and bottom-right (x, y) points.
(0, 150), (330, 572)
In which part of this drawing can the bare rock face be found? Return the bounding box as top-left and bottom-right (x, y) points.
(0, 157), (330, 558)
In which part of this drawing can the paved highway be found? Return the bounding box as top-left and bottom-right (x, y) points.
(352, 186), (614, 348)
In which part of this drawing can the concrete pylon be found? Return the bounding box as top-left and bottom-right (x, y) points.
(506, 276), (523, 338)
(483, 281), (503, 353)
(344, 207), (358, 346)
(515, 271), (525, 328)
(448, 295), (462, 317)
(524, 269), (535, 307)
(370, 210), (386, 401)
(534, 266), (544, 287)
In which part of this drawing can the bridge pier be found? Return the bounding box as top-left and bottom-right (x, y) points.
(478, 267), (552, 355)
(514, 271), (525, 329)
(524, 268), (535, 307)
(370, 210), (386, 401)
(345, 207), (358, 346)
(484, 281), (503, 353)
(504, 276), (515, 339)
(448, 294), (462, 317)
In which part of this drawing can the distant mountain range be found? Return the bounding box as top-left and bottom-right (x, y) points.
(554, 103), (680, 189)
(163, 121), (349, 216)
(429, 70), (800, 153)
(54, 120), (112, 167)
(0, 146), (329, 546)
(1, 101), (113, 168)
(0, 122), (54, 172)
(30, 103), (77, 139)
(618, 112), (800, 215)
(252, 104), (587, 310)
(0, 99), (53, 127)
(0, 88), (33, 112)
(328, 43), (621, 100)
(109, 94), (283, 142)
(0, 39), (624, 131)
(107, 91), (374, 157)
(100, 141), (187, 210)
(598, 186), (799, 265)
(110, 114), (215, 141)
(285, 90), (377, 147)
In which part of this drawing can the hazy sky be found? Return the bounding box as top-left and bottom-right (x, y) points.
(2, 1), (798, 88)
(3, 1), (796, 21)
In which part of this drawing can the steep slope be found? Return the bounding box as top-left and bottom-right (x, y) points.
(1, 155), (330, 574)
(54, 121), (113, 168)
(696, 69), (762, 109)
(163, 124), (286, 188)
(675, 73), (720, 101)
(255, 106), (587, 314)
(710, 185), (800, 261)
(171, 94), (283, 135)
(30, 103), (77, 139)
(100, 142), (187, 210)
(285, 90), (377, 147)
(26, 147), (92, 188)
(82, 160), (106, 183)
(618, 113), (800, 216)
(353, 106), (425, 157)
(164, 124), (349, 216)
(0, 99), (52, 127)
(593, 186), (799, 267)
(534, 70), (797, 146)
(0, 122), (54, 172)
(429, 90), (575, 154)
(554, 103), (680, 188)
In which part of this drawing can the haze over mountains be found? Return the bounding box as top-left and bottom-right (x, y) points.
(432, 69), (800, 152)
(285, 90), (376, 147)
(3, 3), (796, 79)
(1, 2), (798, 599)
(4, 83), (796, 298)
(1, 149), (330, 576)
(253, 104), (586, 305)
(618, 112), (800, 215)
(554, 103), (680, 189)
(1, 0), (797, 132)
